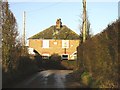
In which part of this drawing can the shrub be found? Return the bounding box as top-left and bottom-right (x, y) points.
(80, 71), (93, 87)
(49, 53), (61, 62)
(16, 56), (38, 74)
(77, 19), (119, 88)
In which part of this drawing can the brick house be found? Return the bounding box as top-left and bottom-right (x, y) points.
(28, 19), (80, 60)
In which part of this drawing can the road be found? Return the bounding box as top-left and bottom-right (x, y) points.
(13, 70), (81, 88)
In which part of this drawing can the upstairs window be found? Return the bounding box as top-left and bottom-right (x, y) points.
(62, 40), (69, 48)
(42, 40), (49, 48)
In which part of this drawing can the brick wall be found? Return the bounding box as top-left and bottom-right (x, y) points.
(29, 39), (79, 59)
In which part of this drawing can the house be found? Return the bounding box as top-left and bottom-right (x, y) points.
(28, 19), (80, 60)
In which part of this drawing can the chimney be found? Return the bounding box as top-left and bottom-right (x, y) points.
(56, 18), (62, 29)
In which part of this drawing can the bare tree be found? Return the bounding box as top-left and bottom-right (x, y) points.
(80, 13), (92, 43)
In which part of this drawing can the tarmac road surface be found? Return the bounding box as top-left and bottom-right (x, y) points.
(13, 70), (81, 88)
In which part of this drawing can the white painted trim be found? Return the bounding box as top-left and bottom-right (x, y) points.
(62, 40), (69, 48)
(42, 40), (49, 48)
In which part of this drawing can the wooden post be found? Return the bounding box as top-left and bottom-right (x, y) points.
(22, 11), (26, 54)
(83, 0), (87, 42)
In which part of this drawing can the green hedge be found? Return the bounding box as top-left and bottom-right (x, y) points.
(77, 19), (119, 88)
(2, 56), (39, 88)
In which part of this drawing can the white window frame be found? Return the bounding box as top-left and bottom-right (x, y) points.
(62, 40), (69, 48)
(61, 54), (69, 60)
(42, 54), (50, 59)
(42, 40), (49, 48)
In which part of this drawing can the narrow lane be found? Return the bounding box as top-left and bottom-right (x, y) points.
(13, 70), (81, 88)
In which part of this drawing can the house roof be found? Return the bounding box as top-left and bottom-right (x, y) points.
(29, 25), (80, 40)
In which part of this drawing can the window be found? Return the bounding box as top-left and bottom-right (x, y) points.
(62, 40), (69, 48)
(54, 42), (57, 45)
(42, 54), (50, 60)
(61, 54), (69, 60)
(42, 40), (49, 48)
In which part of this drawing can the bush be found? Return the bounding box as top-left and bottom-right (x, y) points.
(41, 54), (67, 69)
(80, 71), (93, 87)
(77, 19), (119, 88)
(49, 53), (61, 62)
(16, 56), (38, 74)
(61, 60), (77, 70)
(2, 55), (39, 88)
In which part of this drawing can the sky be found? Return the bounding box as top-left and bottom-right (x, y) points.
(8, 0), (118, 41)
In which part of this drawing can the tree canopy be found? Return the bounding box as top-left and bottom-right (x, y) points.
(1, 1), (20, 72)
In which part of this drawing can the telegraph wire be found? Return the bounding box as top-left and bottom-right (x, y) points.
(27, 1), (63, 13)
